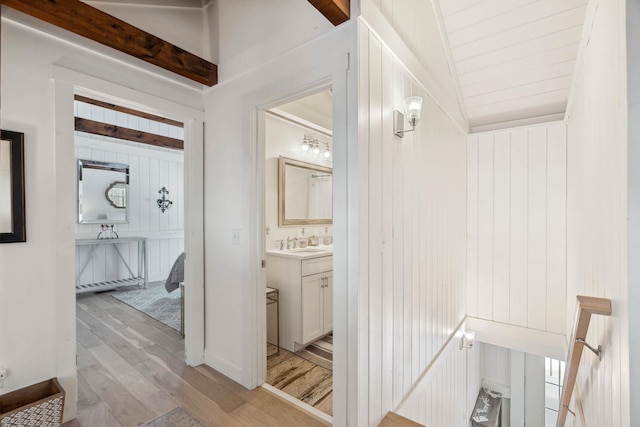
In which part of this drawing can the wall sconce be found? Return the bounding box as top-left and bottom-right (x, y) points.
(394, 96), (423, 138)
(157, 187), (173, 213)
(460, 331), (475, 349)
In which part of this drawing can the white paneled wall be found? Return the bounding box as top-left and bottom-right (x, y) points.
(565, 0), (630, 425)
(397, 335), (474, 427)
(482, 343), (511, 391)
(75, 135), (184, 283)
(361, 0), (467, 130)
(467, 122), (567, 335)
(358, 21), (467, 426)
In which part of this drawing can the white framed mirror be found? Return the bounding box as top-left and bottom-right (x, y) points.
(78, 159), (130, 224)
(278, 156), (332, 226)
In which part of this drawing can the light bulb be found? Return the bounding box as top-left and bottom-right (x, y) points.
(324, 148), (331, 158)
(313, 144), (320, 155)
(403, 96), (423, 127)
(302, 141), (309, 151)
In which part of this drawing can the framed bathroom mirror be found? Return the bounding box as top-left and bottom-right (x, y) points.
(0, 130), (26, 243)
(78, 159), (130, 224)
(278, 156), (332, 226)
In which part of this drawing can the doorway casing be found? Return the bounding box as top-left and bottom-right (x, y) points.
(246, 51), (354, 425)
(52, 65), (205, 421)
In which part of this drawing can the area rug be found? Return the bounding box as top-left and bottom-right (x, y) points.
(112, 281), (181, 332)
(141, 407), (208, 426)
(296, 334), (333, 370)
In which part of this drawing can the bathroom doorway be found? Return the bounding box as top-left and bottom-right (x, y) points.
(262, 88), (335, 421)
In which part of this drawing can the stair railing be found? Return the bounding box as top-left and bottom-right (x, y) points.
(556, 295), (611, 427)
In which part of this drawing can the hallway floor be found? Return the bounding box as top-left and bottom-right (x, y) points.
(65, 291), (329, 427)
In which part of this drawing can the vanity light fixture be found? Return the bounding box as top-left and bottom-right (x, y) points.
(157, 186), (173, 213)
(394, 96), (423, 138)
(460, 331), (475, 349)
(323, 142), (331, 158)
(301, 134), (331, 158)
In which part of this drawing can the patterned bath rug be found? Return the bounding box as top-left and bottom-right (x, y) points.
(296, 334), (333, 370)
(111, 281), (181, 332)
(141, 407), (208, 427)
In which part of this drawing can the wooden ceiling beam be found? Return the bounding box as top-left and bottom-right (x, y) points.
(2, 0), (218, 86)
(75, 95), (184, 128)
(308, 0), (350, 26)
(75, 117), (184, 150)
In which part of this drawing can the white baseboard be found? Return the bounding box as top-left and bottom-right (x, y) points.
(203, 349), (243, 385)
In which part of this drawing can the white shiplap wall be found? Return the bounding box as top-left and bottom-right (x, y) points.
(396, 333), (475, 427)
(361, 0), (468, 130)
(565, 0), (630, 425)
(467, 122), (567, 335)
(75, 133), (184, 283)
(358, 20), (467, 426)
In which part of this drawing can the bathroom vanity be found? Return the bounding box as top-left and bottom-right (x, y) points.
(266, 247), (333, 352)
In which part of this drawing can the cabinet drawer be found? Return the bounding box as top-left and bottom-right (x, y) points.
(302, 256), (333, 276)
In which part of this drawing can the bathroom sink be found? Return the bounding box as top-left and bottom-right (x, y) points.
(266, 245), (333, 258)
(284, 247), (329, 253)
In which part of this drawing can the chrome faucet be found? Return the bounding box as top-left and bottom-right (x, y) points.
(277, 240), (284, 250)
(292, 237), (298, 248)
(286, 237), (292, 250)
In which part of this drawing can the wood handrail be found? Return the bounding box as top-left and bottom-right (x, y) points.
(557, 295), (611, 426)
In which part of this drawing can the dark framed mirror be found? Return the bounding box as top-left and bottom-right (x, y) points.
(0, 130), (26, 243)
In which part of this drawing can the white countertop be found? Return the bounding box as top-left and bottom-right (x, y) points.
(266, 245), (333, 259)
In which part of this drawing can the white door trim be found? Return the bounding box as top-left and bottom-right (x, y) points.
(245, 55), (352, 426)
(52, 65), (205, 420)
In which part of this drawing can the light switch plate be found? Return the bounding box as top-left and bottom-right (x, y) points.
(232, 229), (242, 245)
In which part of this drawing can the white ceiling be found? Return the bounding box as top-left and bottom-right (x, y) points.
(436, 0), (588, 131)
(275, 90), (333, 131)
(86, 0), (588, 132)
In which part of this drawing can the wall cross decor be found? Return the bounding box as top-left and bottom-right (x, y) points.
(157, 187), (173, 213)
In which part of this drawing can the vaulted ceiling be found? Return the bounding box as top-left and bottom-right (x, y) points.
(70, 0), (589, 131)
(436, 0), (588, 131)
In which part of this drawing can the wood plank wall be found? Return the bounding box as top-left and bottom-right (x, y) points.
(466, 122), (567, 335)
(396, 335), (471, 426)
(565, 0), (629, 424)
(74, 102), (185, 283)
(358, 21), (468, 426)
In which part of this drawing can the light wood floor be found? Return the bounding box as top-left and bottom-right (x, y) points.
(64, 291), (330, 427)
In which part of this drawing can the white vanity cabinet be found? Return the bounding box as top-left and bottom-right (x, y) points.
(301, 271), (333, 344)
(266, 250), (333, 352)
